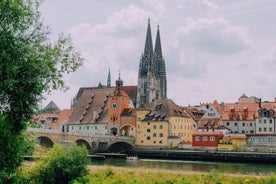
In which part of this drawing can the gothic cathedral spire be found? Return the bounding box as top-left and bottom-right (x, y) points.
(107, 68), (111, 87)
(137, 19), (167, 108)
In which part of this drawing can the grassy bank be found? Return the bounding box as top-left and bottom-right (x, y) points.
(71, 166), (276, 184)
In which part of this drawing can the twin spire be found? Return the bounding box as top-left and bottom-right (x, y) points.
(137, 19), (167, 107)
(144, 19), (163, 61)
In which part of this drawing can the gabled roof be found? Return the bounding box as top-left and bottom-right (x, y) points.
(182, 107), (205, 122)
(68, 87), (114, 124)
(44, 101), (60, 111)
(142, 99), (189, 121)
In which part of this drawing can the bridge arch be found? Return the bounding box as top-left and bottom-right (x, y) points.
(75, 139), (91, 150)
(35, 136), (54, 148)
(120, 124), (136, 137)
(108, 141), (133, 153)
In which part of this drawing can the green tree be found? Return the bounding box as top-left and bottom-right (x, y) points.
(0, 0), (83, 181)
(20, 144), (89, 184)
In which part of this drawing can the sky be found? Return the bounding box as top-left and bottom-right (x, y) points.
(39, 0), (276, 109)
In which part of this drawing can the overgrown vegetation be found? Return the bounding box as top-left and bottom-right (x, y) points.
(70, 167), (276, 184)
(0, 0), (83, 182)
(17, 144), (89, 184)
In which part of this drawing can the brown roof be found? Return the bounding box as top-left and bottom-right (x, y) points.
(121, 108), (136, 117)
(143, 99), (189, 121)
(198, 118), (222, 129)
(68, 87), (114, 124)
(222, 102), (259, 121)
(182, 107), (205, 122)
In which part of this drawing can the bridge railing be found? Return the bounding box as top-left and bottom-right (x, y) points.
(27, 128), (135, 141)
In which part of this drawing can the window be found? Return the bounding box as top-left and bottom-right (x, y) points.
(105, 126), (107, 129)
(259, 128), (262, 132)
(159, 133), (163, 137)
(264, 119), (267, 124)
(159, 140), (162, 144)
(203, 136), (208, 141)
(153, 133), (157, 137)
(195, 136), (200, 141)
(153, 125), (157, 129)
(160, 125), (163, 129)
(147, 129), (150, 132)
(147, 136), (150, 140)
(269, 127), (272, 132)
(259, 119), (262, 124)
(210, 136), (215, 141)
(264, 128), (267, 132)
(95, 126), (97, 130)
(87, 126), (89, 130)
(226, 122), (229, 126)
(79, 126), (81, 130)
(147, 122), (150, 125)
(270, 119), (273, 124)
(234, 123), (238, 127)
(153, 141), (156, 144)
(71, 127), (74, 130)
(242, 123), (245, 127)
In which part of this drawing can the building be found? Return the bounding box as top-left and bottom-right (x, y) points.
(246, 134), (276, 152)
(218, 135), (246, 151)
(135, 99), (194, 149)
(221, 94), (259, 134)
(192, 131), (224, 148)
(198, 105), (230, 134)
(137, 19), (167, 107)
(33, 109), (72, 131)
(255, 100), (276, 133)
(67, 76), (136, 137)
(182, 106), (205, 130)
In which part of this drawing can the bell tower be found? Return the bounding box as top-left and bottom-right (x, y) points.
(109, 73), (130, 135)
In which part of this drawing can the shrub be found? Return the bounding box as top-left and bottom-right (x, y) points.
(20, 143), (89, 184)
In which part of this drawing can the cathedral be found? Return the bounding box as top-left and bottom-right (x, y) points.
(136, 19), (167, 107)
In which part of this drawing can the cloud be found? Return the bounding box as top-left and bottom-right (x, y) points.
(175, 17), (251, 55)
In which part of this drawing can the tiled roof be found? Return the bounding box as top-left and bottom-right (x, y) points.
(68, 87), (114, 124)
(142, 99), (189, 121)
(198, 118), (222, 129)
(222, 102), (259, 121)
(182, 107), (205, 122)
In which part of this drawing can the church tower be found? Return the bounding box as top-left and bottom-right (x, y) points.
(137, 19), (167, 107)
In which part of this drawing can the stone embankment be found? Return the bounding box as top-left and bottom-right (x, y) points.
(127, 149), (276, 163)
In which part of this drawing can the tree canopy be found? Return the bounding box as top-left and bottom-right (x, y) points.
(0, 0), (83, 180)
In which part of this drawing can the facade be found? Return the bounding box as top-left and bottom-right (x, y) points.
(192, 131), (224, 147)
(221, 95), (259, 134)
(137, 19), (167, 107)
(246, 134), (276, 149)
(182, 106), (205, 130)
(198, 105), (230, 134)
(135, 99), (194, 148)
(34, 109), (72, 131)
(218, 135), (246, 151)
(255, 101), (276, 133)
(67, 76), (136, 137)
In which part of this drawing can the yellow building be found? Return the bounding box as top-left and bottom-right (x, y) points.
(218, 135), (246, 151)
(170, 115), (195, 143)
(135, 99), (194, 149)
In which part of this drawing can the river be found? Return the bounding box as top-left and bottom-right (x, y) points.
(90, 158), (276, 175)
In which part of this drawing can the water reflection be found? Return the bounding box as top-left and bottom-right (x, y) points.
(91, 158), (276, 175)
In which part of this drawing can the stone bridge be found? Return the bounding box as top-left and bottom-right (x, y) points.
(26, 128), (135, 153)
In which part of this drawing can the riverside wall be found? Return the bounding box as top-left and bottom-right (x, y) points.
(127, 149), (276, 163)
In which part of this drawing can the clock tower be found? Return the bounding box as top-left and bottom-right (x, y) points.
(109, 74), (130, 135)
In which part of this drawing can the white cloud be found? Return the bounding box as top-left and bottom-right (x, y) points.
(175, 17), (250, 55)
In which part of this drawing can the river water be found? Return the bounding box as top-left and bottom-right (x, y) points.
(91, 158), (276, 175)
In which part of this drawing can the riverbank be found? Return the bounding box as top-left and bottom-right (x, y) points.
(127, 149), (276, 163)
(81, 165), (276, 184)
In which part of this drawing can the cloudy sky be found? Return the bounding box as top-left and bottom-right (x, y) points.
(40, 0), (276, 109)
